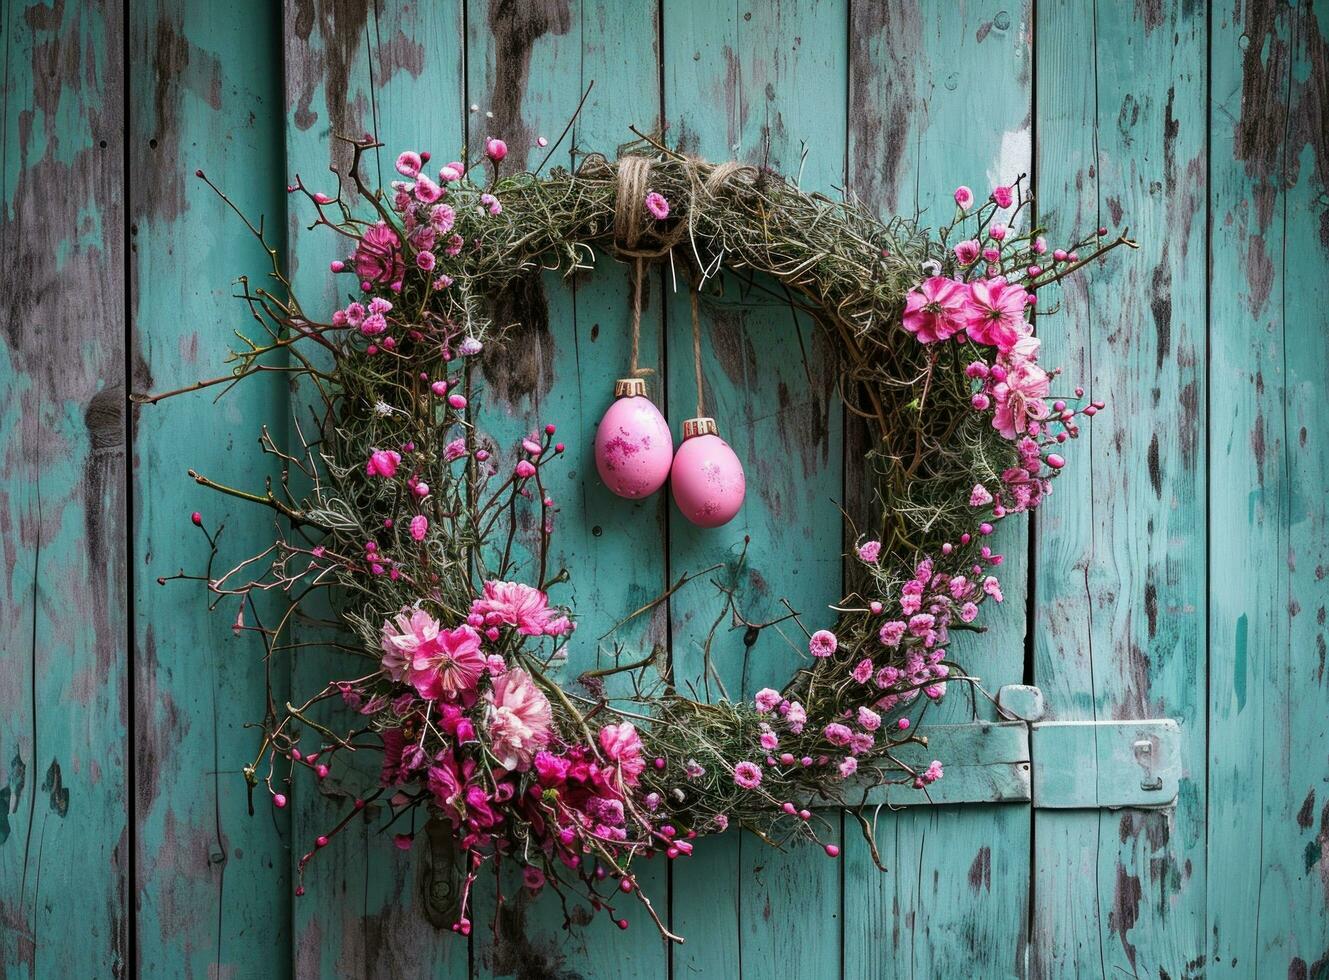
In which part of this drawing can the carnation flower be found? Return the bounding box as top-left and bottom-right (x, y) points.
(823, 723), (853, 746)
(991, 185), (1014, 208)
(685, 759), (706, 779)
(954, 185), (974, 208)
(395, 151), (422, 177)
(733, 761), (763, 789)
(471, 580), (558, 636)
(857, 540), (882, 563)
(970, 483), (994, 507)
(410, 515), (429, 541)
(784, 701), (807, 734)
(443, 438), (468, 462)
(380, 607), (441, 682)
(838, 756), (859, 779)
(485, 137), (508, 162)
(754, 688), (781, 713)
(353, 222), (404, 286)
(878, 620), (906, 647)
(599, 722), (646, 786)
(645, 191), (670, 220)
(808, 629), (838, 658)
(991, 356), (1050, 439)
(923, 760), (944, 784)
(408, 625), (485, 701)
(902, 276), (967, 343)
(851, 658), (874, 684)
(485, 668), (552, 771)
(857, 706), (881, 731)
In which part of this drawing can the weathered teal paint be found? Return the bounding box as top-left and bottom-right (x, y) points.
(2, 1), (1326, 978)
(1, 1), (128, 976)
(129, 3), (291, 977)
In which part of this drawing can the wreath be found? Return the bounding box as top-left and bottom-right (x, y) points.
(141, 130), (1131, 943)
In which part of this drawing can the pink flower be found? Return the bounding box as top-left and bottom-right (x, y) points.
(851, 658), (874, 684)
(784, 701), (807, 734)
(733, 761), (763, 789)
(988, 222), (1008, 242)
(599, 722), (646, 786)
(409, 625), (485, 701)
(353, 222), (405, 286)
(808, 629), (838, 658)
(838, 756), (858, 778)
(410, 515), (429, 541)
(416, 250), (436, 271)
(443, 438), (467, 462)
(645, 191), (670, 220)
(523, 866), (546, 891)
(965, 278), (1030, 351)
(380, 607), (441, 682)
(991, 185), (1014, 208)
(754, 688), (781, 713)
(970, 484), (994, 507)
(395, 151), (422, 177)
(429, 203), (456, 233)
(923, 760), (944, 783)
(878, 620), (906, 647)
(485, 138), (508, 162)
(857, 706), (881, 731)
(954, 186), (974, 208)
(954, 239), (980, 265)
(485, 668), (552, 771)
(471, 580), (558, 636)
(903, 276), (967, 344)
(857, 540), (882, 563)
(366, 449), (401, 478)
(983, 575), (1004, 601)
(992, 357), (1050, 439)
(823, 722), (853, 746)
(515, 459), (536, 479)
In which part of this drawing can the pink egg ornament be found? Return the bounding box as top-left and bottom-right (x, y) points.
(670, 417), (746, 528)
(594, 378), (674, 498)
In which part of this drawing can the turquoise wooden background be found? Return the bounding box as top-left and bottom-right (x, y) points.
(2, 0), (1327, 976)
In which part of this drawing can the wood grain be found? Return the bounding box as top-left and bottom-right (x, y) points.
(663, 2), (848, 977)
(1208, 1), (1329, 977)
(3, 2), (1324, 978)
(282, 2), (469, 977)
(842, 4), (1036, 976)
(0, 2), (128, 976)
(1032, 0), (1208, 976)
(129, 2), (291, 976)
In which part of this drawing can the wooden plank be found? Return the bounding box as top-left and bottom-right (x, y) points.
(842, 4), (1035, 976)
(662, 2), (848, 976)
(1208, 2), (1329, 977)
(128, 2), (292, 976)
(0, 2), (128, 976)
(1032, 0), (1207, 976)
(461, 2), (671, 976)
(281, 3), (469, 977)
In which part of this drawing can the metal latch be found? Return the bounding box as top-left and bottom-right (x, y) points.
(828, 686), (1181, 810)
(999, 684), (1181, 809)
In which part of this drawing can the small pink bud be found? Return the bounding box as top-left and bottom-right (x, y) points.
(191, 511), (202, 526)
(272, 793), (287, 809)
(897, 718), (910, 730)
(824, 844), (841, 858)
(485, 138), (508, 162)
(315, 836), (329, 848)
(447, 393), (467, 410)
(1046, 453), (1066, 469)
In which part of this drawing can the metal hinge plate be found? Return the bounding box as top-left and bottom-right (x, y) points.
(827, 686), (1180, 810)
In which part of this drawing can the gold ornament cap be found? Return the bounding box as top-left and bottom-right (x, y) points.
(614, 377), (648, 398)
(681, 416), (719, 439)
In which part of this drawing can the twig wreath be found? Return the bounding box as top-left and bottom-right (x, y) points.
(140, 126), (1133, 943)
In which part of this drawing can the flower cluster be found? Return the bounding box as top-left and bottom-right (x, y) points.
(160, 138), (1119, 945)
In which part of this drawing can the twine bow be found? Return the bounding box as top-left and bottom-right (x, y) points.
(608, 153), (757, 398)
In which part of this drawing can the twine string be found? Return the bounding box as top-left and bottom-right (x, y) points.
(608, 152), (757, 394)
(688, 282), (705, 418)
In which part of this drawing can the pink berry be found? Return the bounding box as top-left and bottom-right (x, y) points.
(825, 844), (841, 858)
(272, 793), (287, 809)
(190, 511), (202, 526)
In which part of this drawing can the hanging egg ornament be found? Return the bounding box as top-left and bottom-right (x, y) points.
(594, 378), (674, 498)
(670, 417), (746, 528)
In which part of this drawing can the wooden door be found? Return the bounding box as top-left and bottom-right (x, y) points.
(2, 1), (1326, 977)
